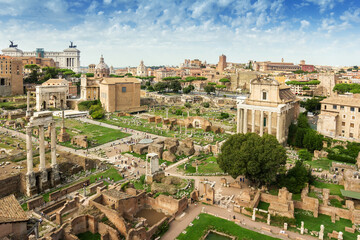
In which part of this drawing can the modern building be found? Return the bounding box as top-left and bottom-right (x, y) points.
(317, 94), (360, 142)
(236, 78), (300, 144)
(1, 42), (80, 73)
(0, 55), (23, 96)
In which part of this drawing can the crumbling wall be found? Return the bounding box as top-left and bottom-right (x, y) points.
(27, 196), (45, 210)
(50, 179), (90, 201)
(0, 174), (21, 198)
(147, 195), (188, 216)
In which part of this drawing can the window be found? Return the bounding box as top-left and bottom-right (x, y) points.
(262, 91), (267, 100)
(341, 106), (344, 109)
(352, 116), (355, 120)
(343, 115), (346, 119)
(351, 107), (355, 112)
(350, 133), (354, 138)
(122, 87), (127, 92)
(351, 123), (354, 128)
(333, 105), (337, 109)
(342, 122), (345, 126)
(263, 118), (267, 127)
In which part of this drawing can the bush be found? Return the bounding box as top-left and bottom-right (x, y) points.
(183, 87), (191, 94)
(298, 149), (312, 161)
(219, 112), (229, 119)
(202, 102), (210, 108)
(147, 86), (154, 91)
(78, 100), (100, 111)
(184, 103), (191, 108)
(140, 85), (146, 89)
(175, 109), (183, 115)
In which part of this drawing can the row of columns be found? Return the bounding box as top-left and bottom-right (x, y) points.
(66, 57), (75, 67)
(237, 108), (283, 142)
(26, 122), (57, 175)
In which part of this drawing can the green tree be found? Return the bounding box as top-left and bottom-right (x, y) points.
(202, 102), (210, 108)
(183, 87), (191, 94)
(298, 149), (312, 161)
(184, 103), (191, 108)
(189, 85), (195, 90)
(204, 85), (215, 94)
(303, 130), (323, 152)
(169, 80), (182, 92)
(301, 98), (322, 113)
(219, 78), (230, 83)
(217, 133), (286, 186)
(154, 82), (168, 92)
(86, 73), (94, 77)
(278, 161), (314, 193)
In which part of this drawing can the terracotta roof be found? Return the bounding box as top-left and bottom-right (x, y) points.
(0, 195), (28, 223)
(279, 88), (296, 102)
(321, 96), (360, 108)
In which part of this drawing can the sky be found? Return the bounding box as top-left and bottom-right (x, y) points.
(0, 0), (359, 67)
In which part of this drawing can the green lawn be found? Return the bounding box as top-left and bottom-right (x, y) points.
(56, 118), (130, 148)
(312, 181), (344, 196)
(177, 213), (277, 240)
(305, 158), (332, 170)
(177, 154), (223, 175)
(295, 209), (356, 239)
(77, 231), (101, 240)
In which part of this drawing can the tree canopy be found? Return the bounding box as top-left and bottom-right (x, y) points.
(217, 133), (286, 186)
(204, 85), (215, 94)
(333, 83), (360, 94)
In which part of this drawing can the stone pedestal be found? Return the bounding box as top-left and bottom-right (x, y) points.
(39, 170), (49, 192)
(50, 164), (61, 187)
(57, 127), (70, 142)
(26, 172), (37, 196)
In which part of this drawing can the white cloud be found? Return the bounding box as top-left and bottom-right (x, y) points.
(300, 20), (310, 29)
(340, 8), (360, 23)
(305, 0), (344, 13)
(104, 0), (112, 4)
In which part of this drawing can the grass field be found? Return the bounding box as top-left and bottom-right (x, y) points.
(177, 154), (224, 174)
(311, 180), (344, 196)
(305, 158), (332, 170)
(177, 213), (277, 240)
(294, 209), (356, 239)
(55, 118), (130, 148)
(257, 201), (270, 211)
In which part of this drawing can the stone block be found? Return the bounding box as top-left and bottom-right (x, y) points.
(177, 144), (195, 156)
(133, 144), (148, 155)
(164, 138), (179, 149)
(163, 151), (176, 162)
(71, 135), (88, 148)
(148, 116), (155, 122)
(181, 138), (194, 148)
(148, 144), (164, 159)
(167, 144), (178, 154)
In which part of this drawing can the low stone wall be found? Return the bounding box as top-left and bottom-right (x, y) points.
(27, 196), (44, 210)
(49, 179), (90, 201)
(0, 174), (21, 198)
(259, 193), (278, 203)
(147, 195), (188, 216)
(89, 181), (104, 195)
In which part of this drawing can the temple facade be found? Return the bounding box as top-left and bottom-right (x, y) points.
(236, 78), (300, 144)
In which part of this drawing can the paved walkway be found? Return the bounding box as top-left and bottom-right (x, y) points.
(163, 203), (317, 240)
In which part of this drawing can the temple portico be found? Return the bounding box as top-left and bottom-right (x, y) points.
(26, 111), (60, 196)
(236, 78), (300, 144)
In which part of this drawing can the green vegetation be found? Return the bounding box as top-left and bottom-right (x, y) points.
(78, 100), (101, 111)
(204, 85), (215, 94)
(218, 133), (286, 186)
(56, 119), (129, 148)
(326, 142), (360, 164)
(286, 80), (320, 85)
(298, 149), (312, 161)
(312, 181), (344, 196)
(177, 213), (277, 240)
(178, 154), (223, 174)
(0, 101), (27, 110)
(300, 97), (324, 114)
(294, 209), (356, 239)
(257, 201), (270, 210)
(202, 102), (210, 108)
(77, 231), (101, 240)
(21, 203), (28, 211)
(277, 161), (314, 194)
(219, 78), (230, 83)
(219, 112), (229, 119)
(304, 158), (332, 170)
(89, 167), (122, 184)
(333, 83), (360, 94)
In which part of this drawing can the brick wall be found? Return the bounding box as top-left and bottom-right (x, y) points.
(49, 179), (89, 201)
(0, 174), (21, 198)
(27, 196), (44, 210)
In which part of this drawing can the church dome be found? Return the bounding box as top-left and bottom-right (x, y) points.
(95, 55), (109, 70)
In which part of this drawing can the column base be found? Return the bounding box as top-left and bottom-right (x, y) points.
(39, 170), (50, 192)
(50, 165), (61, 187)
(26, 172), (37, 197)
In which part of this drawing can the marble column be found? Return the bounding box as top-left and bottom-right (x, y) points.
(268, 112), (272, 135)
(26, 126), (33, 174)
(276, 113), (281, 142)
(26, 91), (30, 118)
(39, 125), (46, 171)
(237, 108), (241, 133)
(260, 110), (264, 137)
(251, 109), (255, 132)
(243, 108), (248, 133)
(51, 122), (56, 167)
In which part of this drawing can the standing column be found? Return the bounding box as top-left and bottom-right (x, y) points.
(276, 113), (281, 142)
(26, 126), (33, 174)
(260, 111), (264, 136)
(26, 91), (30, 118)
(39, 125), (46, 171)
(243, 108), (248, 133)
(236, 108), (241, 133)
(268, 112), (272, 135)
(251, 109), (256, 132)
(50, 122), (56, 167)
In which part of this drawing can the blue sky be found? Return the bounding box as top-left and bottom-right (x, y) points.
(0, 0), (359, 67)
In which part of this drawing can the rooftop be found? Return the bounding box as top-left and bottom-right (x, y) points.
(100, 77), (140, 85)
(0, 194), (28, 223)
(321, 95), (360, 108)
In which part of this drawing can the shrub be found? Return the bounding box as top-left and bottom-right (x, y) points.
(202, 102), (210, 108)
(219, 112), (229, 119)
(184, 103), (191, 108)
(298, 149), (312, 161)
(140, 85), (146, 89)
(175, 109), (183, 115)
